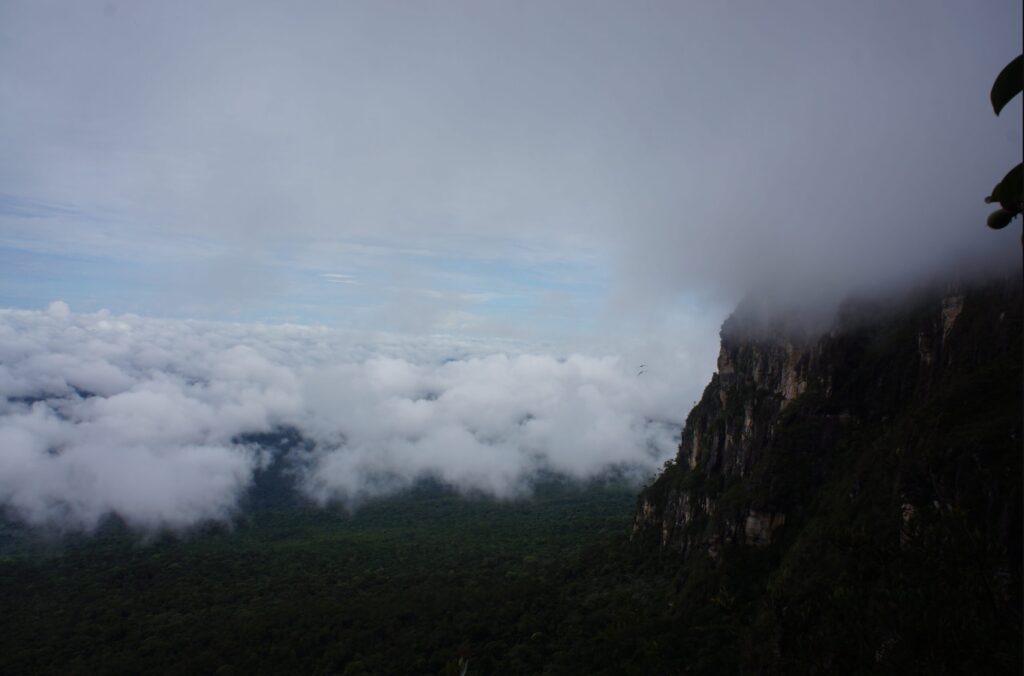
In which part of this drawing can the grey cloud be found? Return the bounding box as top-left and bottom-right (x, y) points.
(1, 1), (1018, 316)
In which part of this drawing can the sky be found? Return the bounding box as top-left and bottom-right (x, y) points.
(0, 1), (1020, 530)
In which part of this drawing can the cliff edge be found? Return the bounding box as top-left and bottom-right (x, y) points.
(632, 275), (1021, 673)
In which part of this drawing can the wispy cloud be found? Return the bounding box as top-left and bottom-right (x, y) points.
(320, 272), (361, 285)
(459, 292), (502, 304)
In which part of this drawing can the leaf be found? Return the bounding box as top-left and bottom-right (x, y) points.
(990, 54), (1023, 116)
(986, 209), (1014, 230)
(985, 162), (1023, 214)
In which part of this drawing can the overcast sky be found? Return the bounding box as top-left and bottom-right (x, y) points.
(1, 1), (1020, 336)
(0, 2), (1020, 529)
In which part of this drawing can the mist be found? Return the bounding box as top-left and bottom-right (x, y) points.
(1, 1), (1020, 323)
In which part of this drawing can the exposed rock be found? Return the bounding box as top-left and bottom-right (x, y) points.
(918, 331), (934, 366)
(899, 502), (917, 548)
(941, 294), (964, 341)
(781, 347), (807, 402)
(744, 510), (785, 546)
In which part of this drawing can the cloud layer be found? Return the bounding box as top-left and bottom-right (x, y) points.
(0, 305), (691, 530)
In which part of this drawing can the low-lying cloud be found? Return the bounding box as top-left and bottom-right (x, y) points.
(0, 304), (691, 531)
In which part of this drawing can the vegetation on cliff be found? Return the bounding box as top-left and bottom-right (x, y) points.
(634, 275), (1022, 673)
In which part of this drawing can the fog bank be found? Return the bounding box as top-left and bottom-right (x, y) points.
(0, 305), (693, 530)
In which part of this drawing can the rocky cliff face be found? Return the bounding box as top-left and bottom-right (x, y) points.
(631, 276), (1021, 671)
(635, 278), (1019, 557)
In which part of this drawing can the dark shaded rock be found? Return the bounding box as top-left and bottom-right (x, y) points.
(632, 274), (1022, 673)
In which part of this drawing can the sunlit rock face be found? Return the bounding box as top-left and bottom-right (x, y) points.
(632, 275), (1021, 567)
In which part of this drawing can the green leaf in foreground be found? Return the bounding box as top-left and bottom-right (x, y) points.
(985, 162), (1023, 224)
(987, 208), (1014, 230)
(990, 54), (1022, 116)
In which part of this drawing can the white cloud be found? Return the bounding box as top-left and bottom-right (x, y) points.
(321, 273), (360, 285)
(46, 300), (70, 319)
(0, 306), (702, 531)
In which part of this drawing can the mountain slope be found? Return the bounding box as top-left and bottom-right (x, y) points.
(633, 275), (1022, 673)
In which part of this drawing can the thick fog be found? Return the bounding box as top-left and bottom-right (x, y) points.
(0, 304), (694, 530)
(1, 1), (1020, 318)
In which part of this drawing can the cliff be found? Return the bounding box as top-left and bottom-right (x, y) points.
(632, 275), (1022, 673)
